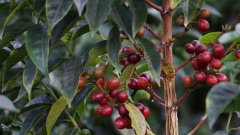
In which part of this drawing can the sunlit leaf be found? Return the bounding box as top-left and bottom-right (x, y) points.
(199, 32), (221, 45)
(0, 95), (19, 112)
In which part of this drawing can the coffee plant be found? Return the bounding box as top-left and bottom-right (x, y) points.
(0, 0), (240, 135)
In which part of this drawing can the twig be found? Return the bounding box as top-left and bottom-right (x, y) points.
(146, 88), (165, 106)
(226, 112), (233, 130)
(187, 114), (208, 135)
(175, 57), (194, 73)
(225, 41), (239, 55)
(144, 0), (163, 13)
(145, 24), (162, 43)
(174, 84), (197, 106)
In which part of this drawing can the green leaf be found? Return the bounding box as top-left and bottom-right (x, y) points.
(129, 0), (147, 37)
(107, 26), (122, 71)
(119, 64), (136, 90)
(206, 82), (240, 128)
(0, 95), (19, 112)
(199, 32), (221, 45)
(134, 90), (150, 102)
(46, 0), (73, 32)
(125, 103), (147, 135)
(74, 0), (88, 16)
(86, 0), (112, 31)
(46, 96), (68, 135)
(139, 38), (161, 86)
(23, 59), (37, 100)
(171, 0), (182, 9)
(181, 0), (200, 27)
(25, 24), (49, 77)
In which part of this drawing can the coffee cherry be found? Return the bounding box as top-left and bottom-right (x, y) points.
(106, 77), (120, 90)
(127, 53), (141, 64)
(143, 107), (151, 120)
(96, 106), (103, 115)
(99, 97), (109, 106)
(206, 75), (218, 86)
(191, 58), (202, 70)
(122, 45), (134, 53)
(96, 77), (105, 87)
(119, 34), (125, 41)
(120, 58), (130, 67)
(215, 73), (228, 82)
(135, 103), (145, 112)
(114, 117), (127, 129)
(210, 59), (222, 69)
(93, 68), (104, 79)
(137, 77), (149, 89)
(212, 44), (225, 59)
(91, 91), (105, 102)
(195, 45), (208, 55)
(183, 76), (194, 88)
(140, 73), (152, 83)
(236, 50), (240, 59)
(109, 89), (118, 98)
(197, 19), (210, 31)
(118, 104), (128, 117)
(176, 15), (184, 26)
(137, 27), (145, 37)
(125, 117), (132, 129)
(194, 71), (206, 83)
(78, 76), (87, 89)
(185, 43), (195, 54)
(197, 51), (212, 64)
(191, 40), (201, 47)
(101, 105), (113, 116)
(199, 8), (210, 19)
(128, 78), (139, 90)
(116, 91), (128, 103)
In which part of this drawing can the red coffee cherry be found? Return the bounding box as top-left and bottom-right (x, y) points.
(191, 40), (201, 47)
(137, 77), (149, 89)
(183, 76), (194, 88)
(140, 73), (152, 83)
(199, 8), (210, 19)
(122, 45), (134, 53)
(194, 71), (206, 83)
(235, 50), (240, 59)
(78, 76), (88, 89)
(215, 73), (228, 82)
(120, 58), (130, 67)
(109, 89), (118, 98)
(176, 15), (184, 26)
(101, 105), (113, 116)
(106, 77), (120, 90)
(96, 105), (103, 115)
(212, 44), (225, 59)
(127, 53), (141, 64)
(116, 91), (128, 103)
(135, 103), (145, 112)
(91, 91), (105, 102)
(96, 77), (104, 87)
(185, 43), (195, 54)
(143, 107), (151, 120)
(210, 59), (222, 69)
(191, 58), (202, 70)
(206, 75), (218, 86)
(99, 97), (109, 106)
(125, 117), (132, 129)
(195, 45), (208, 55)
(137, 27), (145, 37)
(114, 117), (127, 129)
(128, 78), (139, 90)
(197, 51), (212, 64)
(197, 19), (210, 31)
(118, 104), (128, 117)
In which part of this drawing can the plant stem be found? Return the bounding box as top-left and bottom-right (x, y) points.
(144, 24), (162, 43)
(146, 88), (165, 106)
(144, 0), (163, 13)
(187, 114), (208, 135)
(226, 112), (233, 130)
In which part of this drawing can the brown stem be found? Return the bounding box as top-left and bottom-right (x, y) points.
(187, 114), (208, 135)
(174, 84), (197, 106)
(175, 57), (194, 73)
(146, 88), (165, 106)
(225, 41), (239, 55)
(145, 24), (162, 43)
(144, 0), (163, 13)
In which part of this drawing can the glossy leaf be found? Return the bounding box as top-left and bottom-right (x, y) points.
(46, 0), (73, 32)
(199, 32), (221, 45)
(206, 82), (240, 128)
(46, 96), (68, 135)
(74, 0), (88, 16)
(24, 95), (54, 107)
(86, 0), (112, 31)
(119, 64), (136, 90)
(25, 24), (49, 77)
(0, 95), (19, 112)
(107, 26), (122, 71)
(139, 38), (161, 86)
(134, 90), (150, 102)
(23, 59), (37, 100)
(125, 103), (147, 135)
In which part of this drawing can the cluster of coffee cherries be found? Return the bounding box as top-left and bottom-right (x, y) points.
(91, 76), (150, 129)
(176, 8), (211, 31)
(120, 45), (141, 67)
(183, 40), (229, 87)
(128, 73), (152, 90)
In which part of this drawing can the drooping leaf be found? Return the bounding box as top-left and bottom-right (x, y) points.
(107, 26), (122, 71)
(46, 96), (68, 135)
(119, 64), (136, 90)
(25, 24), (49, 77)
(125, 103), (147, 135)
(0, 95), (19, 112)
(23, 59), (37, 100)
(46, 0), (73, 32)
(139, 38), (161, 86)
(199, 32), (221, 45)
(134, 90), (150, 102)
(74, 0), (88, 16)
(86, 0), (112, 31)
(206, 82), (240, 128)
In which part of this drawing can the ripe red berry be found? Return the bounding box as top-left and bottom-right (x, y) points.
(106, 77), (120, 90)
(118, 104), (128, 117)
(199, 8), (210, 19)
(183, 76), (194, 88)
(236, 50), (240, 59)
(143, 107), (151, 120)
(116, 91), (128, 103)
(96, 77), (105, 87)
(137, 27), (145, 37)
(210, 59), (222, 69)
(120, 58), (130, 67)
(194, 71), (206, 83)
(197, 51), (212, 64)
(122, 45), (134, 53)
(127, 53), (141, 64)
(114, 117), (127, 129)
(99, 97), (109, 106)
(125, 117), (132, 129)
(91, 91), (105, 102)
(101, 105), (113, 116)
(137, 77), (149, 89)
(197, 19), (210, 31)
(191, 58), (202, 70)
(195, 45), (208, 55)
(135, 103), (145, 112)
(206, 75), (218, 86)
(140, 73), (152, 83)
(185, 43), (195, 54)
(128, 78), (139, 90)
(109, 89), (118, 98)
(212, 44), (225, 59)
(96, 106), (103, 115)
(191, 40), (201, 47)
(215, 73), (228, 82)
